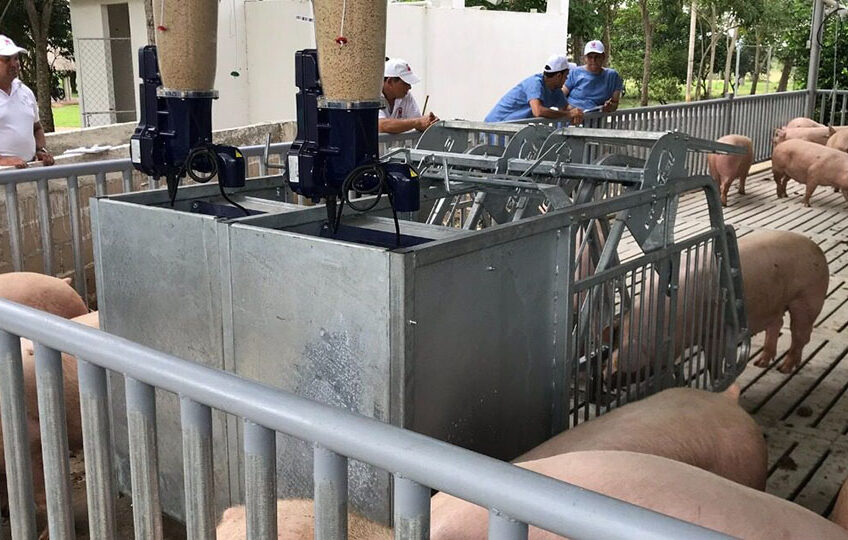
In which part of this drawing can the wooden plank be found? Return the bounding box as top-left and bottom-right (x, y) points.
(814, 380), (848, 436)
(765, 427), (832, 500)
(738, 336), (829, 414)
(754, 340), (848, 424)
(793, 442), (848, 515)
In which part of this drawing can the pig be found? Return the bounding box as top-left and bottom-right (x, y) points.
(515, 385), (767, 490)
(831, 477), (848, 530)
(0, 272), (87, 319)
(215, 499), (391, 539)
(738, 231), (828, 372)
(772, 125), (837, 147)
(786, 117), (825, 129)
(430, 451), (848, 540)
(828, 128), (848, 153)
(772, 138), (848, 206)
(0, 312), (97, 522)
(707, 134), (753, 206)
(609, 230), (826, 379)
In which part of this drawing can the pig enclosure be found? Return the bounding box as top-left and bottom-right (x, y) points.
(89, 125), (750, 525)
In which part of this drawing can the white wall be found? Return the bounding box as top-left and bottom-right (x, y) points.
(69, 0), (148, 125)
(70, 0), (569, 129)
(386, 3), (569, 121)
(240, 0), (568, 124)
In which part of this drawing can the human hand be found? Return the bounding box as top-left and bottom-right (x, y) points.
(416, 113), (438, 131)
(602, 99), (618, 113)
(36, 149), (54, 166)
(0, 156), (28, 169)
(569, 108), (585, 125)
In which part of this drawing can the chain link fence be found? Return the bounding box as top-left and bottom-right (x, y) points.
(75, 37), (136, 127)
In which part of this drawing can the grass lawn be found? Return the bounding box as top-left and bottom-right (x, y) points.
(52, 103), (81, 128)
(616, 67), (797, 110)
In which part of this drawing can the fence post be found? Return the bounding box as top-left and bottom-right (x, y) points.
(723, 93), (734, 135)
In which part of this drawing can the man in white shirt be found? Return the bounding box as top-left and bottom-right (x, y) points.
(0, 35), (53, 169)
(379, 58), (438, 134)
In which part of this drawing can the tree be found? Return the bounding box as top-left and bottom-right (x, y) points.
(24, 0), (57, 132)
(638, 0), (654, 105)
(144, 0), (155, 45)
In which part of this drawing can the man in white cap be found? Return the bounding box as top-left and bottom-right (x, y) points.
(485, 54), (583, 124)
(564, 40), (623, 114)
(379, 58), (438, 134)
(0, 35), (53, 169)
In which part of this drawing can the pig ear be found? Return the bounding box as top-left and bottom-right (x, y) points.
(62, 277), (72, 285)
(722, 383), (741, 401)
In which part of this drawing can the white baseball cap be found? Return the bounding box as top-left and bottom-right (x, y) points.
(584, 40), (605, 55)
(384, 58), (421, 85)
(0, 35), (27, 57)
(543, 54), (570, 74)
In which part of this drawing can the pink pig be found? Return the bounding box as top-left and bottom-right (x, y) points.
(772, 138), (848, 206)
(708, 134), (753, 206)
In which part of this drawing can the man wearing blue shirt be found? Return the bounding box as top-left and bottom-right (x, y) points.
(485, 55), (583, 124)
(565, 40), (623, 114)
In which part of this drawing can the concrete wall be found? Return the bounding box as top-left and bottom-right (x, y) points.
(70, 0), (569, 129)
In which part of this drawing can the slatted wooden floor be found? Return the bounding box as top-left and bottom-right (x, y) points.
(679, 163), (848, 516)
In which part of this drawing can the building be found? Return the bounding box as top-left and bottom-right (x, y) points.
(69, 0), (568, 129)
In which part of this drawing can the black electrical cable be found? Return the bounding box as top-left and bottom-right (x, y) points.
(332, 162), (402, 246)
(185, 145), (249, 216)
(219, 183), (251, 216)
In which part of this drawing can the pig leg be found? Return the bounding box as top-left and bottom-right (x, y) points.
(773, 172), (788, 198)
(738, 171), (748, 195)
(840, 188), (848, 203)
(754, 316), (783, 368)
(720, 177), (731, 206)
(803, 182), (817, 207)
(778, 298), (819, 374)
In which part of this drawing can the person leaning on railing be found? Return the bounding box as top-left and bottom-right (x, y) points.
(379, 58), (439, 134)
(563, 40), (623, 116)
(0, 35), (54, 169)
(484, 54), (584, 125)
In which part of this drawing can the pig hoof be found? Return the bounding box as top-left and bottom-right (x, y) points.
(778, 362), (795, 374)
(753, 357), (771, 368)
(738, 188), (746, 195)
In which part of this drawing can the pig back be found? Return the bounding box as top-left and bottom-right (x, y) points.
(827, 129), (848, 153)
(431, 451), (847, 540)
(0, 272), (87, 319)
(737, 230), (828, 335)
(514, 387), (767, 489)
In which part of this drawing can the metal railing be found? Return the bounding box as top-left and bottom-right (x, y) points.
(510, 89), (847, 174)
(0, 299), (729, 539)
(0, 89), (842, 305)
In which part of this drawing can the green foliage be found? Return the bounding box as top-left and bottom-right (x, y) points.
(648, 77), (683, 103)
